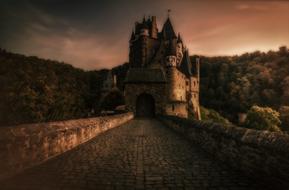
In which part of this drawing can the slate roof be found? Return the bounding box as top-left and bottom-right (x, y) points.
(166, 40), (177, 56)
(125, 68), (166, 83)
(179, 50), (192, 77)
(162, 18), (177, 39)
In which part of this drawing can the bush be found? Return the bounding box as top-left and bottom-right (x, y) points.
(245, 105), (281, 131)
(199, 106), (231, 124)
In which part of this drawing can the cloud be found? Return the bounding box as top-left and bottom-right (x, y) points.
(236, 4), (269, 11)
(0, 0), (288, 69)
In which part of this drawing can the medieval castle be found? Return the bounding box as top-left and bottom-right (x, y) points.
(124, 15), (201, 119)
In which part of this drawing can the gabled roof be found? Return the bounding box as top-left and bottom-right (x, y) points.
(161, 18), (177, 39)
(179, 50), (192, 77)
(125, 68), (166, 83)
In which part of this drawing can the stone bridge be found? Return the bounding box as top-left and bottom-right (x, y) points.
(0, 113), (288, 190)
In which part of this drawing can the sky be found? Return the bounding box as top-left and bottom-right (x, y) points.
(0, 0), (288, 70)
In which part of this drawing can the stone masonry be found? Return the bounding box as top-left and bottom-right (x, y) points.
(160, 115), (289, 188)
(0, 119), (275, 190)
(0, 113), (133, 180)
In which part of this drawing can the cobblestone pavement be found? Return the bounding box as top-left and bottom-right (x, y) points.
(1, 119), (271, 190)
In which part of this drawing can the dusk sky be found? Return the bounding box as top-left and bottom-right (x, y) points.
(0, 0), (288, 70)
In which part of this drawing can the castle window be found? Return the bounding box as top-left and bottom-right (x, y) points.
(186, 81), (188, 86)
(194, 81), (196, 86)
(172, 104), (175, 111)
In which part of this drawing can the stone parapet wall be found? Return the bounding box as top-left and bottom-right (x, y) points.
(0, 113), (133, 179)
(159, 115), (289, 186)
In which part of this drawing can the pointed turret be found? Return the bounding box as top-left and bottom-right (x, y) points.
(130, 30), (135, 41)
(166, 40), (177, 56)
(179, 49), (192, 77)
(142, 15), (146, 23)
(162, 17), (177, 40)
(196, 57), (200, 81)
(177, 33), (183, 43)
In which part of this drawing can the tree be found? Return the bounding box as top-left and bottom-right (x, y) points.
(199, 106), (230, 124)
(245, 106), (281, 132)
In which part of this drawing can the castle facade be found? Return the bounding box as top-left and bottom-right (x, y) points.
(124, 15), (201, 119)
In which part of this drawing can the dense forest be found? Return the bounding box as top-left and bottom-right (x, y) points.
(195, 46), (289, 125)
(0, 47), (288, 127)
(0, 48), (129, 126)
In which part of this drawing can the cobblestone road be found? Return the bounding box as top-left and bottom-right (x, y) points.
(1, 119), (270, 190)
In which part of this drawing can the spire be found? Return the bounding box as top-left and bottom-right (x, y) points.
(177, 33), (183, 43)
(141, 15), (148, 29)
(130, 30), (135, 41)
(196, 57), (200, 81)
(166, 39), (177, 56)
(147, 15), (151, 22)
(167, 9), (171, 18)
(162, 17), (177, 39)
(179, 49), (192, 77)
(142, 15), (146, 23)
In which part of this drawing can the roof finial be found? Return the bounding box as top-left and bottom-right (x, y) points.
(167, 9), (171, 18)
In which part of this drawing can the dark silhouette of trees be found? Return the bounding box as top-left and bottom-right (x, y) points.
(195, 46), (289, 123)
(1, 46), (288, 127)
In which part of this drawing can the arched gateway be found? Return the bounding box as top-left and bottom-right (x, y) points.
(136, 93), (155, 117)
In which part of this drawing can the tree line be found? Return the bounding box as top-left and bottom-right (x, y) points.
(0, 48), (130, 126)
(194, 46), (289, 129)
(0, 46), (288, 128)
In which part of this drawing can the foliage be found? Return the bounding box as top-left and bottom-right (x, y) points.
(1, 46), (288, 127)
(199, 106), (231, 125)
(194, 46), (289, 123)
(100, 90), (125, 111)
(279, 106), (289, 130)
(245, 105), (281, 132)
(0, 48), (130, 126)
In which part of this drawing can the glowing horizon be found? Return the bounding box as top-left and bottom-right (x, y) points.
(0, 0), (288, 70)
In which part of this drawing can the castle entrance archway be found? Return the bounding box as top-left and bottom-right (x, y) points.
(136, 93), (155, 117)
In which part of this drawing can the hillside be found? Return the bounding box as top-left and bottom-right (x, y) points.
(0, 49), (100, 126)
(194, 46), (289, 123)
(0, 47), (288, 126)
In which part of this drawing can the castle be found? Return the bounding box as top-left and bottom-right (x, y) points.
(124, 15), (201, 119)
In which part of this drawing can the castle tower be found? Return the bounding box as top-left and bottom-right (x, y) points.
(140, 17), (149, 67)
(166, 40), (186, 102)
(129, 16), (159, 68)
(176, 33), (183, 66)
(125, 13), (200, 119)
(196, 57), (200, 82)
(151, 16), (158, 39)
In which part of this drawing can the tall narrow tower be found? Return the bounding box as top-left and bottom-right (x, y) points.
(151, 16), (158, 39)
(196, 57), (200, 82)
(166, 40), (180, 101)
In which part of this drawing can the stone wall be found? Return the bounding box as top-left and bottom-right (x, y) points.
(125, 83), (166, 115)
(0, 113), (133, 179)
(159, 115), (289, 186)
(164, 102), (188, 118)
